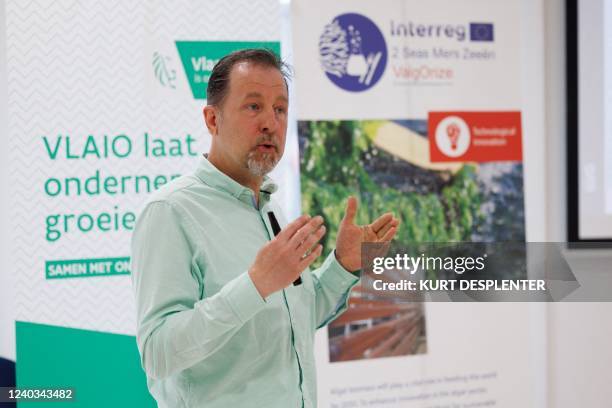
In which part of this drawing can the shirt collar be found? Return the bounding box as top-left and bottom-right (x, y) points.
(194, 155), (278, 204)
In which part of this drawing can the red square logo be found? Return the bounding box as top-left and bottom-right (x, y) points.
(429, 111), (523, 163)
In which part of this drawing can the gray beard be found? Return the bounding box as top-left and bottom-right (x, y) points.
(246, 150), (278, 176)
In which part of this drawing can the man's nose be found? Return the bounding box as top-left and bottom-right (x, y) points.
(260, 107), (279, 134)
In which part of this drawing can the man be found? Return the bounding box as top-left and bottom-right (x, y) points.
(131, 49), (399, 408)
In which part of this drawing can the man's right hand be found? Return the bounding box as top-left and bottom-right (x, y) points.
(249, 215), (326, 299)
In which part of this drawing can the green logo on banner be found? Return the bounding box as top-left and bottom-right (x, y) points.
(152, 52), (177, 89)
(175, 41), (281, 100)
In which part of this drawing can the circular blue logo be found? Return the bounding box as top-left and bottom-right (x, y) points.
(319, 13), (387, 92)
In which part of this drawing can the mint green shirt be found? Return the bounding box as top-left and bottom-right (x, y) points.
(131, 157), (359, 408)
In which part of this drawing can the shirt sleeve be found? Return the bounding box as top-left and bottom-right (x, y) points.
(130, 200), (266, 380)
(310, 250), (360, 329)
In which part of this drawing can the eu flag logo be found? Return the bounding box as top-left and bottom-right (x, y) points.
(469, 23), (494, 41)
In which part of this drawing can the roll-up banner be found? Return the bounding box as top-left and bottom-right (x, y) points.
(7, 1), (281, 405)
(292, 0), (535, 406)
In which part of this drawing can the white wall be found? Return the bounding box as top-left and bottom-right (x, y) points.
(544, 1), (612, 407)
(521, 1), (549, 406)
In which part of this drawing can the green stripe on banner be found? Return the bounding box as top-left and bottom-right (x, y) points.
(45, 257), (130, 279)
(16, 321), (155, 407)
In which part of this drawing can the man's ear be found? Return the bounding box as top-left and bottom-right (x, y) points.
(203, 105), (219, 136)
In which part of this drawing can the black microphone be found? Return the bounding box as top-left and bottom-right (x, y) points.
(268, 211), (302, 286)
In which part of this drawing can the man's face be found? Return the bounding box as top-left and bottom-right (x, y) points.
(211, 62), (288, 177)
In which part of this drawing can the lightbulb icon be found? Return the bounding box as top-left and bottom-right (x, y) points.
(446, 123), (460, 150)
(434, 115), (471, 158)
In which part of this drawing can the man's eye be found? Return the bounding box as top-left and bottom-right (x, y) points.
(275, 107), (287, 114)
(248, 103), (260, 111)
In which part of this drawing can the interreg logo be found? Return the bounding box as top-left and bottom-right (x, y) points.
(389, 20), (495, 42)
(319, 13), (388, 92)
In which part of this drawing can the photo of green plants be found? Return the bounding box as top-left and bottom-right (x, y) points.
(298, 119), (525, 362)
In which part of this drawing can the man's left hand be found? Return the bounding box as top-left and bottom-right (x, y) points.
(335, 196), (400, 272)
